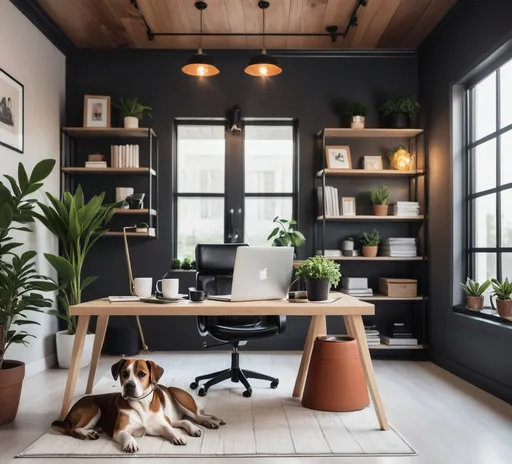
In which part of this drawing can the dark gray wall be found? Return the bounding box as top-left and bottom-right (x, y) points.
(419, 0), (512, 402)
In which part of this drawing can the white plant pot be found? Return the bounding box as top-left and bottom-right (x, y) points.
(56, 330), (94, 369)
(124, 116), (139, 129)
(351, 116), (365, 129)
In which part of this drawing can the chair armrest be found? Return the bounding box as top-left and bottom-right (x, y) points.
(277, 315), (286, 334)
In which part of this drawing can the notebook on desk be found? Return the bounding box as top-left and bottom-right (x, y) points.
(108, 296), (139, 302)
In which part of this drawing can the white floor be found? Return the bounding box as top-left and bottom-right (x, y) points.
(1, 352), (512, 464)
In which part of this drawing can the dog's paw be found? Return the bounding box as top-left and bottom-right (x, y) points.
(190, 426), (202, 437)
(200, 417), (224, 429)
(88, 429), (100, 440)
(170, 434), (187, 446)
(122, 437), (139, 453)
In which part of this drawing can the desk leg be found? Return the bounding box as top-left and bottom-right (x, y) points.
(349, 315), (389, 431)
(293, 315), (321, 398)
(59, 315), (90, 420)
(86, 315), (109, 394)
(317, 315), (327, 336)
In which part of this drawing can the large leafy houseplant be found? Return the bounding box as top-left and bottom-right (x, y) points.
(267, 217), (306, 248)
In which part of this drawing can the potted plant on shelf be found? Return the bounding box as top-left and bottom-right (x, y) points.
(460, 278), (491, 311)
(181, 257), (193, 270)
(346, 102), (368, 129)
(171, 258), (181, 270)
(113, 96), (152, 129)
(361, 229), (380, 257)
(490, 278), (512, 319)
(370, 186), (390, 216)
(380, 97), (420, 129)
(267, 216), (306, 248)
(34, 186), (118, 368)
(295, 256), (341, 301)
(0, 160), (57, 425)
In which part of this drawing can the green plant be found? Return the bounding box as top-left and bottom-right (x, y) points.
(0, 160), (57, 368)
(191, 260), (196, 269)
(171, 258), (181, 270)
(491, 278), (512, 300)
(460, 278), (491, 297)
(113, 96), (152, 121)
(181, 257), (192, 270)
(267, 217), (306, 247)
(295, 256), (341, 286)
(370, 186), (390, 205)
(346, 102), (368, 117)
(33, 186), (118, 334)
(361, 229), (380, 247)
(380, 97), (420, 118)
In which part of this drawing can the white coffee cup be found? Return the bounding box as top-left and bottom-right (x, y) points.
(156, 278), (179, 299)
(133, 277), (153, 298)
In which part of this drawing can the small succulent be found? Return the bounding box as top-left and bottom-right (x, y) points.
(460, 278), (491, 297)
(361, 229), (380, 247)
(370, 186), (390, 205)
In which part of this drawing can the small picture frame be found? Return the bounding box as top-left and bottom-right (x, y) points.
(83, 95), (111, 128)
(0, 68), (24, 153)
(341, 197), (356, 216)
(325, 145), (352, 170)
(364, 156), (383, 171)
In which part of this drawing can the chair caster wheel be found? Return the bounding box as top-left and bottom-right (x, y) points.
(270, 379), (279, 389)
(198, 387), (208, 397)
(233, 378), (239, 383)
(243, 389), (252, 398)
(190, 382), (198, 390)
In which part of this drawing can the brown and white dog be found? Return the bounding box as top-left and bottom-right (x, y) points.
(51, 358), (224, 453)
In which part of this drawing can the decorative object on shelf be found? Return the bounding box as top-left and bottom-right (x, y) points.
(389, 145), (413, 171)
(0, 68), (24, 153)
(346, 102), (368, 129)
(295, 256), (341, 302)
(460, 278), (491, 311)
(361, 229), (380, 257)
(379, 277), (417, 297)
(88, 153), (105, 162)
(135, 222), (149, 233)
(370, 185), (390, 216)
(86, 154), (106, 168)
(83, 95), (111, 128)
(490, 278), (512, 319)
(364, 156), (383, 171)
(340, 277), (373, 297)
(126, 193), (145, 209)
(0, 159), (56, 425)
(379, 97), (420, 129)
(267, 216), (306, 247)
(116, 187), (134, 205)
(111, 144), (140, 167)
(171, 258), (181, 270)
(113, 97), (152, 129)
(325, 145), (352, 169)
(392, 201), (420, 216)
(341, 197), (356, 216)
(341, 238), (355, 255)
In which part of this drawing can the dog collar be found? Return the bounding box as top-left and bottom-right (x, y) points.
(127, 386), (154, 401)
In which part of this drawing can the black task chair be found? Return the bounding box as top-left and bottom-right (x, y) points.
(189, 243), (286, 398)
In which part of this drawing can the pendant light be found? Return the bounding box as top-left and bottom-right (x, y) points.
(244, 1), (282, 77)
(182, 2), (219, 77)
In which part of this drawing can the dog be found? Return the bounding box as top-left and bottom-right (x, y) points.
(51, 358), (225, 453)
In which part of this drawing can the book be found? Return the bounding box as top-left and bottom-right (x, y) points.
(341, 277), (368, 289)
(380, 335), (418, 346)
(85, 161), (107, 168)
(341, 289), (373, 296)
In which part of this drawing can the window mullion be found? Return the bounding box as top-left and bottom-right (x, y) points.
(497, 68), (502, 280)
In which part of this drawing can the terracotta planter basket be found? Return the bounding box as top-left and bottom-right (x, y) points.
(466, 295), (484, 311)
(496, 299), (512, 319)
(362, 245), (378, 257)
(0, 360), (25, 426)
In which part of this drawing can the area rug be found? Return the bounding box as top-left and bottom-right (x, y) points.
(18, 375), (416, 458)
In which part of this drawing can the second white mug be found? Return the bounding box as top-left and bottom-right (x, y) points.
(133, 277), (153, 298)
(156, 278), (179, 298)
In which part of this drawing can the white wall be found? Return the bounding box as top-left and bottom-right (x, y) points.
(0, 1), (65, 375)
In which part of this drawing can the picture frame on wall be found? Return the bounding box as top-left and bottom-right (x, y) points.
(0, 69), (24, 153)
(341, 197), (356, 216)
(364, 156), (383, 170)
(83, 95), (111, 128)
(325, 145), (352, 170)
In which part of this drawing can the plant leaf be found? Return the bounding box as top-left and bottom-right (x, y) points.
(44, 254), (75, 282)
(29, 159), (56, 184)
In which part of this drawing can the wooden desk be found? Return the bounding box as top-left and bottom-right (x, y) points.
(59, 294), (389, 430)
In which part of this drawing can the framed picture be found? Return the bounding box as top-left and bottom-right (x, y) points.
(341, 197), (356, 216)
(364, 156), (383, 170)
(0, 69), (24, 153)
(325, 145), (352, 169)
(83, 95), (111, 128)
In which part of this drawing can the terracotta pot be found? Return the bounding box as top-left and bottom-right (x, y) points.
(306, 279), (330, 301)
(302, 335), (369, 412)
(0, 360), (25, 425)
(496, 299), (512, 319)
(466, 295), (484, 311)
(373, 204), (389, 216)
(362, 245), (378, 257)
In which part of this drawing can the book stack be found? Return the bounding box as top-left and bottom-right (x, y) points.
(315, 249), (342, 258)
(317, 186), (339, 216)
(380, 238), (417, 257)
(380, 321), (418, 346)
(340, 277), (373, 298)
(392, 201), (420, 216)
(85, 160), (107, 168)
(365, 323), (381, 346)
(111, 145), (140, 168)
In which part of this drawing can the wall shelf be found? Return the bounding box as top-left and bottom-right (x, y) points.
(114, 208), (157, 216)
(360, 294), (424, 301)
(61, 167), (156, 176)
(317, 215), (424, 221)
(104, 228), (156, 238)
(318, 128), (424, 138)
(369, 344), (426, 350)
(316, 168), (424, 177)
(62, 127), (156, 138)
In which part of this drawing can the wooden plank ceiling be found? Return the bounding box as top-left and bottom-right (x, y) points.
(36, 0), (457, 50)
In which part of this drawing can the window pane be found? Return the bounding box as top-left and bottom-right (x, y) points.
(501, 189), (512, 247)
(177, 197), (224, 258)
(503, 253), (512, 280)
(500, 130), (512, 185)
(245, 125), (293, 193)
(474, 253), (496, 307)
(474, 72), (496, 141)
(474, 194), (496, 247)
(244, 197), (293, 246)
(177, 125), (225, 193)
(474, 139), (496, 192)
(500, 59), (512, 128)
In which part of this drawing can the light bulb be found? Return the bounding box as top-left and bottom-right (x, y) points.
(197, 65), (206, 76)
(259, 66), (268, 76)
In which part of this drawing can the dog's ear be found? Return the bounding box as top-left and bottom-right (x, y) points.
(111, 358), (127, 380)
(146, 360), (164, 384)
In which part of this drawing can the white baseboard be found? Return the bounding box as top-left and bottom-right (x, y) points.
(24, 353), (56, 377)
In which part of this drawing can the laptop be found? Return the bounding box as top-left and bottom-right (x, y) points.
(209, 247), (294, 302)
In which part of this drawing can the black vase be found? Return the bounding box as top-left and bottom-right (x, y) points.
(306, 279), (330, 301)
(388, 112), (410, 129)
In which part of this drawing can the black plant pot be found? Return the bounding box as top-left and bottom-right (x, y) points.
(306, 279), (331, 301)
(387, 112), (410, 129)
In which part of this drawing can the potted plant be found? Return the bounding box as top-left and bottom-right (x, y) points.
(346, 102), (368, 129)
(490, 278), (512, 319)
(361, 229), (380, 257)
(267, 216), (306, 248)
(460, 278), (491, 311)
(380, 97), (420, 129)
(34, 186), (118, 368)
(181, 257), (193, 270)
(113, 96), (152, 129)
(295, 256), (341, 301)
(370, 186), (390, 216)
(0, 160), (57, 425)
(171, 258), (181, 270)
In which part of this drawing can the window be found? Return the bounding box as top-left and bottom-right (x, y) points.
(467, 58), (512, 289)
